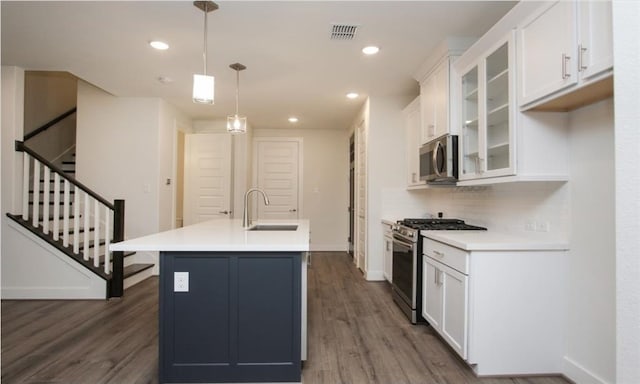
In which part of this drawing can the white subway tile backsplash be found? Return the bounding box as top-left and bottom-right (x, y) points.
(382, 182), (569, 240)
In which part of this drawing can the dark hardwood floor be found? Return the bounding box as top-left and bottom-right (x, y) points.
(1, 252), (571, 384)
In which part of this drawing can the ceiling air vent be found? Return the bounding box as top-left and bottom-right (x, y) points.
(330, 24), (358, 40)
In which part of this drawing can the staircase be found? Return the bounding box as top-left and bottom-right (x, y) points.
(6, 110), (154, 299)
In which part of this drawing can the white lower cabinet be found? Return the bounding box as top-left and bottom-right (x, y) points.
(421, 236), (567, 376)
(422, 249), (468, 360)
(382, 222), (393, 282)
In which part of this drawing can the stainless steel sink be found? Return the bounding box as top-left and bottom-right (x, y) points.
(247, 224), (298, 231)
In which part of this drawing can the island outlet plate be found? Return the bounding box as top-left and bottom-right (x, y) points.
(174, 272), (189, 292)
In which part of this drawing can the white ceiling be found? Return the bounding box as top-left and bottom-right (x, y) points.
(1, 1), (516, 131)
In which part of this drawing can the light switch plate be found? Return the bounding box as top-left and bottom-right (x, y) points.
(174, 272), (189, 292)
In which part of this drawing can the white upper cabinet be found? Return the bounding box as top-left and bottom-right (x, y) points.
(452, 2), (571, 186)
(403, 97), (425, 188)
(459, 33), (516, 181)
(578, 1), (613, 81)
(518, 0), (613, 110)
(420, 59), (451, 144)
(414, 38), (475, 146)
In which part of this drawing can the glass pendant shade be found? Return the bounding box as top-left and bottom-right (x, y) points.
(227, 114), (247, 134)
(227, 62), (248, 134)
(192, 74), (215, 104)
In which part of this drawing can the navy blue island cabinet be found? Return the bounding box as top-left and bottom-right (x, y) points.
(159, 251), (302, 383)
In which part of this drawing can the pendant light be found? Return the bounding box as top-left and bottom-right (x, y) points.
(227, 63), (248, 134)
(192, 1), (218, 104)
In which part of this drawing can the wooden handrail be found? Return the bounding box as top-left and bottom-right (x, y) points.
(15, 141), (114, 210)
(23, 107), (77, 142)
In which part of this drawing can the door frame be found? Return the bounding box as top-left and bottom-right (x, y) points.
(171, 119), (191, 229)
(252, 137), (304, 219)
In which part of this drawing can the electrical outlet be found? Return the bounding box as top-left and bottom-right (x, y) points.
(536, 221), (550, 232)
(525, 220), (535, 231)
(174, 272), (189, 292)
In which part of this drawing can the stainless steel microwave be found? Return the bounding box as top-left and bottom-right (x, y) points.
(419, 135), (458, 184)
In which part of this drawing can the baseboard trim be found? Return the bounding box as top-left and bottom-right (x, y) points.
(562, 356), (611, 384)
(1, 285), (106, 300)
(365, 270), (385, 281)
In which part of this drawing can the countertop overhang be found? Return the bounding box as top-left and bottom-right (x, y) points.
(109, 219), (310, 252)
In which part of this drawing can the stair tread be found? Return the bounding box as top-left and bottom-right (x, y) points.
(99, 251), (135, 265)
(124, 263), (154, 278)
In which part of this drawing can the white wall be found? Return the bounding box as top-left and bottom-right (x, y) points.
(612, 1), (640, 382)
(1, 66), (24, 216)
(2, 219), (106, 299)
(253, 128), (349, 251)
(364, 95), (414, 279)
(563, 99), (615, 384)
(23, 71), (77, 162)
(76, 81), (161, 239)
(76, 81), (178, 274)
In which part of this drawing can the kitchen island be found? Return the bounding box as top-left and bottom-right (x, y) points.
(110, 219), (310, 384)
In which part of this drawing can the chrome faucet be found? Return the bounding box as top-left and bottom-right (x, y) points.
(243, 188), (270, 228)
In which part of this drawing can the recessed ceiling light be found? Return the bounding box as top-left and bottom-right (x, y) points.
(362, 46), (380, 55)
(346, 92), (359, 99)
(149, 41), (169, 50)
(288, 117), (299, 123)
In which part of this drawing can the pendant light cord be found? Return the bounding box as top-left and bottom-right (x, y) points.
(235, 69), (240, 116)
(202, 4), (208, 76)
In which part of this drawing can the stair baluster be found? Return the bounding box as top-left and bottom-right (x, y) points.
(73, 186), (80, 254)
(32, 159), (40, 228)
(43, 167), (51, 234)
(63, 180), (71, 247)
(83, 192), (90, 261)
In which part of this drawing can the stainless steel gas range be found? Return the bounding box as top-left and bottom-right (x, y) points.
(391, 218), (486, 324)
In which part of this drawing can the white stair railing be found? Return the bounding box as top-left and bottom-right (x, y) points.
(19, 148), (117, 275)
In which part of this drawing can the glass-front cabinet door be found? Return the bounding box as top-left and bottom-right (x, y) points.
(461, 66), (479, 177)
(459, 32), (515, 181)
(485, 42), (511, 173)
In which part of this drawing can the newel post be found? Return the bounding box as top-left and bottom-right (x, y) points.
(110, 199), (125, 298)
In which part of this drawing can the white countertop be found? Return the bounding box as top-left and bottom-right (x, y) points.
(421, 230), (569, 251)
(110, 219), (310, 252)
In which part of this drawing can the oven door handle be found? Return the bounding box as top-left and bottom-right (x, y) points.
(392, 236), (415, 249)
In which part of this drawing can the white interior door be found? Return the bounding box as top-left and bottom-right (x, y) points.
(184, 133), (232, 225)
(254, 139), (301, 220)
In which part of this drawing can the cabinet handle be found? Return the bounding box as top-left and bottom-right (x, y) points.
(289, 208), (297, 212)
(578, 45), (588, 72)
(562, 53), (571, 79)
(429, 124), (435, 137)
(433, 250), (444, 258)
(412, 172), (417, 183)
(219, 210), (232, 215)
(435, 268), (443, 286)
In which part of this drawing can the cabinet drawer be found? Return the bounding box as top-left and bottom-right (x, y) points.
(422, 238), (469, 274)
